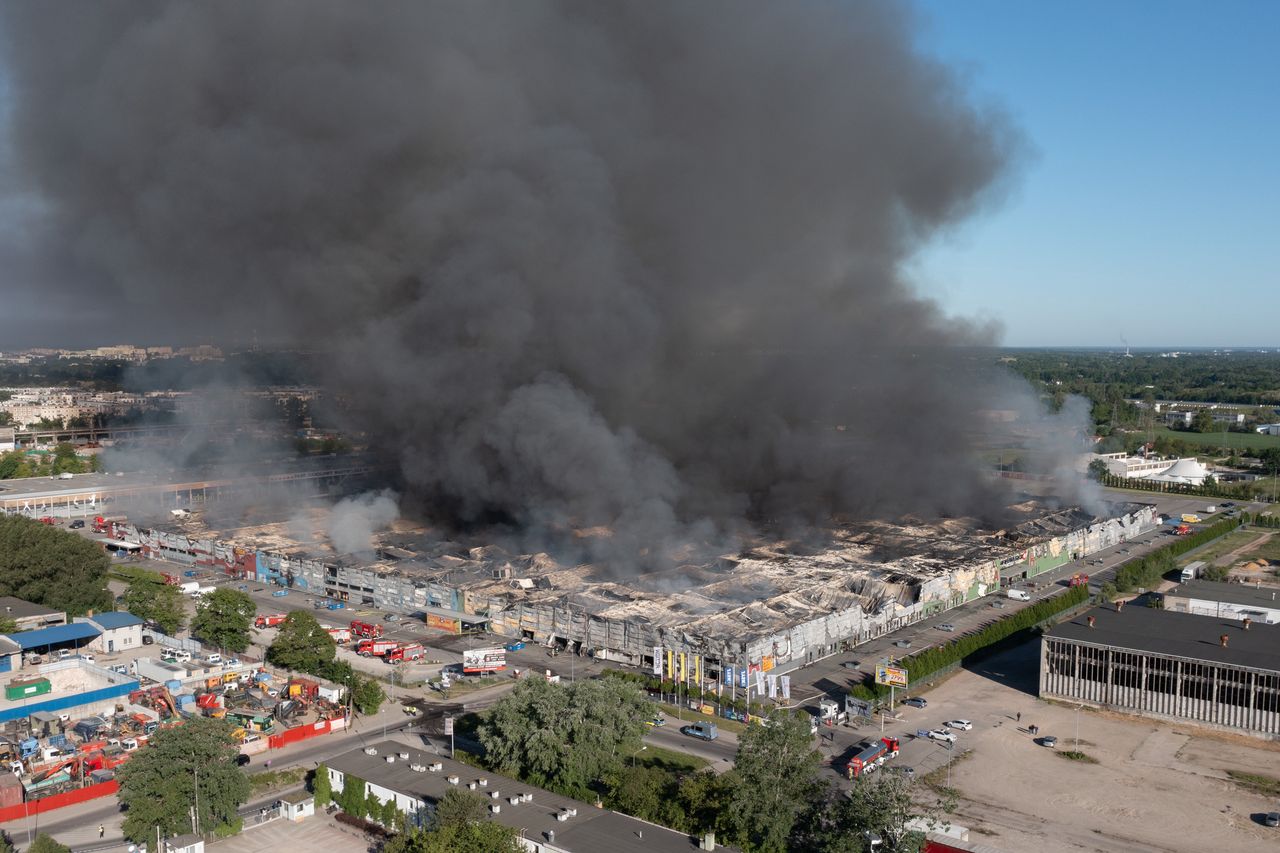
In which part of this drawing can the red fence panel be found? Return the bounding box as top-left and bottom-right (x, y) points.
(0, 780), (119, 824)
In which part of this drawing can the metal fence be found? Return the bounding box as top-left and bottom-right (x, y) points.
(141, 629), (203, 654)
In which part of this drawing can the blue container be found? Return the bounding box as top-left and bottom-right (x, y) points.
(165, 680), (183, 692)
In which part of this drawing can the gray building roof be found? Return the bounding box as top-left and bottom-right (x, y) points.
(1164, 579), (1280, 611)
(0, 597), (63, 621)
(325, 740), (718, 852)
(1049, 606), (1280, 672)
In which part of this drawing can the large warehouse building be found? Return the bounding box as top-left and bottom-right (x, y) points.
(1040, 605), (1280, 738)
(101, 498), (1155, 685)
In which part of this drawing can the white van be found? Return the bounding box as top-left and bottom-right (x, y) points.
(173, 650), (192, 663)
(1007, 588), (1032, 602)
(206, 653), (222, 665)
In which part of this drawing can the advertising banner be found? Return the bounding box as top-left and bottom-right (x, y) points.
(463, 648), (507, 673)
(653, 647), (663, 678)
(875, 664), (909, 688)
(723, 665), (734, 686)
(738, 667), (749, 689)
(678, 652), (686, 683)
(695, 655), (702, 686)
(767, 674), (777, 699)
(755, 669), (765, 694)
(780, 675), (791, 700)
(444, 717), (454, 735)
(667, 650), (674, 681)
(761, 655), (775, 672)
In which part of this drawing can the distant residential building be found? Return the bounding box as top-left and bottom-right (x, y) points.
(0, 597), (67, 632)
(0, 428), (14, 452)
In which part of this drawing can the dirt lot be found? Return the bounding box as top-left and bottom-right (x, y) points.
(917, 641), (1280, 852)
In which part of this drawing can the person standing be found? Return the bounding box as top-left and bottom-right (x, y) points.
(99, 825), (105, 838)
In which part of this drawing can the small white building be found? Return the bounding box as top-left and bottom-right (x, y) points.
(76, 612), (144, 654)
(164, 834), (204, 853)
(1096, 453), (1209, 486)
(1163, 580), (1280, 625)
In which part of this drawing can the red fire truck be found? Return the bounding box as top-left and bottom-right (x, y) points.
(254, 614), (288, 629)
(357, 638), (398, 657)
(385, 643), (425, 664)
(349, 620), (384, 640)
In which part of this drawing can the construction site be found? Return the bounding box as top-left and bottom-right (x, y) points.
(93, 491), (1158, 681)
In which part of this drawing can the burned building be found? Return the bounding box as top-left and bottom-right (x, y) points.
(109, 499), (1155, 684)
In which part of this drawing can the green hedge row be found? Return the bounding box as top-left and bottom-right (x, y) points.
(849, 584), (1092, 702)
(1113, 516), (1242, 592)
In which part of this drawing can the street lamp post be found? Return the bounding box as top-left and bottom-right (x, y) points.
(1075, 704), (1081, 749)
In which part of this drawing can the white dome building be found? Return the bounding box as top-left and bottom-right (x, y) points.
(1148, 457), (1210, 486)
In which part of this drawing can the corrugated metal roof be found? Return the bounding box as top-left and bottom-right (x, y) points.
(7, 622), (100, 650)
(85, 611), (143, 630)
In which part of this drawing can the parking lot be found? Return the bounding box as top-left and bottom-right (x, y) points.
(882, 639), (1280, 852)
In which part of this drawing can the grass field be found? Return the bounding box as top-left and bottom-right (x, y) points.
(1151, 426), (1280, 452)
(628, 743), (709, 773)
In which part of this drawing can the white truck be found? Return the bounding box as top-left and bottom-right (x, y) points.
(178, 581), (200, 595)
(1180, 561), (1205, 583)
(1007, 588), (1032, 601)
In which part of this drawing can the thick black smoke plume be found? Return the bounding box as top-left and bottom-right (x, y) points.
(1, 2), (1056, 568)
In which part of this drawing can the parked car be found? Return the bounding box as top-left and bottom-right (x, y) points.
(903, 697), (927, 709)
(893, 639), (911, 648)
(945, 719), (973, 731)
(206, 654), (222, 665)
(174, 650), (192, 662)
(237, 584), (247, 591)
(1265, 812), (1280, 827)
(272, 589), (289, 597)
(841, 661), (860, 670)
(80, 653), (95, 663)
(383, 613), (401, 622)
(937, 623), (956, 632)
(326, 601), (345, 610)
(1039, 735), (1058, 748)
(644, 714), (667, 728)
(69, 519), (85, 529)
(991, 600), (1006, 609)
(928, 729), (957, 743)
(504, 641), (526, 651)
(888, 765), (916, 779)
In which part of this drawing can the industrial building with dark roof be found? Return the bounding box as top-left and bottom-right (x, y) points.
(1040, 605), (1280, 738)
(324, 740), (722, 852)
(1162, 579), (1280, 625)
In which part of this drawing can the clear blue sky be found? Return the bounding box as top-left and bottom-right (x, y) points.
(910, 0), (1279, 348)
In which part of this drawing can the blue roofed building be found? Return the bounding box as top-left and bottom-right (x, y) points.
(76, 611), (145, 654)
(6, 622), (100, 660)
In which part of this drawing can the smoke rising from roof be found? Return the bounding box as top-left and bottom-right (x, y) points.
(0, 2), (1075, 568)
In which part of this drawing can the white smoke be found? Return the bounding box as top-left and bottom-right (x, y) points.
(327, 489), (399, 556)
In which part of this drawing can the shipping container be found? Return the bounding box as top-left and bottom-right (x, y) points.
(5, 677), (50, 701)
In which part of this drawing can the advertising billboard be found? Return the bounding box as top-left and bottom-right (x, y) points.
(875, 664), (908, 688)
(462, 648), (507, 673)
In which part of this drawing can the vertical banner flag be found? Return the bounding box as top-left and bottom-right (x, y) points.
(756, 669), (765, 694)
(780, 675), (791, 700)
(666, 650), (674, 681)
(678, 652), (686, 683)
(653, 646), (663, 677)
(738, 667), (749, 689)
(723, 665), (734, 686)
(767, 673), (778, 699)
(695, 655), (702, 686)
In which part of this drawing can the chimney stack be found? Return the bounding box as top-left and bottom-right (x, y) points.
(1219, 634), (1229, 648)
(1087, 616), (1096, 628)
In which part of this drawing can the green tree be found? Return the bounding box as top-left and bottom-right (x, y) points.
(26, 836), (71, 853)
(0, 515), (111, 614)
(313, 763), (332, 807)
(190, 588), (255, 652)
(338, 773), (367, 817)
(730, 710), (823, 853)
(478, 677), (649, 800)
(381, 796), (400, 829)
(381, 789), (522, 853)
(351, 675), (386, 715)
(677, 769), (737, 837)
(1086, 459), (1109, 481)
(124, 578), (186, 635)
(793, 773), (938, 853)
(0, 828), (14, 852)
(1191, 409), (1215, 433)
(265, 610), (337, 674)
(116, 717), (250, 843)
(0, 616), (17, 636)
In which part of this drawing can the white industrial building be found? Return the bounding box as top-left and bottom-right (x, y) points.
(1096, 453), (1209, 486)
(324, 740), (710, 852)
(1163, 580), (1280, 625)
(76, 612), (146, 654)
